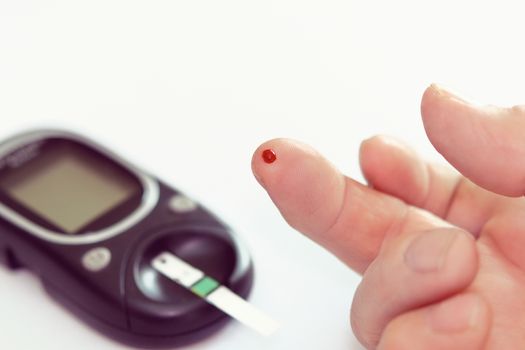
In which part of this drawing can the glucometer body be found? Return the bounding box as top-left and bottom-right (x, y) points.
(0, 130), (254, 347)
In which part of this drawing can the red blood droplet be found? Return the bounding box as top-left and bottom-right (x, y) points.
(262, 149), (277, 164)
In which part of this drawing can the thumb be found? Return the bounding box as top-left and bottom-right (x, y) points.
(421, 84), (525, 197)
(377, 293), (491, 350)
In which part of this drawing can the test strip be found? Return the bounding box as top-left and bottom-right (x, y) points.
(151, 252), (280, 336)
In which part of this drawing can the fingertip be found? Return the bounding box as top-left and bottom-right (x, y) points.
(359, 135), (413, 179)
(359, 135), (392, 169)
(421, 83), (475, 117)
(420, 84), (472, 149)
(251, 138), (286, 187)
(420, 84), (441, 118)
(419, 84), (525, 196)
(359, 135), (429, 206)
(251, 138), (346, 236)
(421, 84), (441, 114)
(251, 138), (318, 188)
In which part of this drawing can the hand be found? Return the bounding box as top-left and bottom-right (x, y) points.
(251, 84), (525, 349)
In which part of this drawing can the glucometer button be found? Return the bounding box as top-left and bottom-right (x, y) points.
(82, 247), (112, 272)
(169, 194), (198, 213)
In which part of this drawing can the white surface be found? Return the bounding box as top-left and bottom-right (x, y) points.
(0, 1), (525, 349)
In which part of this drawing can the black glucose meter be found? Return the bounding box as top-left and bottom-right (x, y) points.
(0, 130), (255, 347)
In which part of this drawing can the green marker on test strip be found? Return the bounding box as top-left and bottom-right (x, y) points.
(191, 276), (220, 297)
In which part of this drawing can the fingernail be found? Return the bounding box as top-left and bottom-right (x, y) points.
(404, 231), (458, 272)
(429, 84), (479, 106)
(429, 294), (480, 333)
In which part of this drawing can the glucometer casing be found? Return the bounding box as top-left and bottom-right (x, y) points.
(0, 130), (254, 347)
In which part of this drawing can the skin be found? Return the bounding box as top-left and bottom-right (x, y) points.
(251, 84), (525, 349)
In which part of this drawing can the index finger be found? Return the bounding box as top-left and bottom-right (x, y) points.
(251, 138), (450, 273)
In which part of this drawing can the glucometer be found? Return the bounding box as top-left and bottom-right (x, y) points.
(0, 130), (278, 347)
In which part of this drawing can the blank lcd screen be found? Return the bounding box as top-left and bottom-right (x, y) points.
(4, 150), (136, 233)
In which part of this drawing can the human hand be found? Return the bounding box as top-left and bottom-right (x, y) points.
(251, 84), (525, 349)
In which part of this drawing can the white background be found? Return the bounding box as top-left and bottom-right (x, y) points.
(1, 1), (525, 349)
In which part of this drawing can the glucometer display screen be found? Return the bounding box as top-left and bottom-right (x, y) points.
(0, 141), (139, 234)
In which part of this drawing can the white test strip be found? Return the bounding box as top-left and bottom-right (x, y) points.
(152, 252), (204, 287)
(151, 252), (280, 336)
(206, 285), (279, 336)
